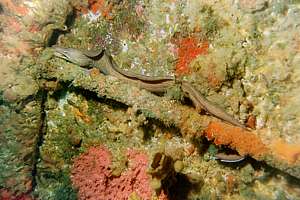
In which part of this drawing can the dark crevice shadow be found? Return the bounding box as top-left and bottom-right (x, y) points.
(46, 29), (65, 47)
(0, 3), (3, 14)
(50, 81), (129, 111)
(64, 8), (76, 28)
(182, 96), (195, 108)
(191, 136), (211, 156)
(46, 8), (76, 47)
(31, 89), (48, 191)
(162, 173), (202, 200)
(139, 115), (181, 141)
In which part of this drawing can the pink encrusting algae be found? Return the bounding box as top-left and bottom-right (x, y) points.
(71, 146), (158, 200)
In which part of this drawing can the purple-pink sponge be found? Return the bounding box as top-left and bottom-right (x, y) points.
(71, 146), (160, 200)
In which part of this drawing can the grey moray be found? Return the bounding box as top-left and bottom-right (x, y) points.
(52, 46), (246, 130)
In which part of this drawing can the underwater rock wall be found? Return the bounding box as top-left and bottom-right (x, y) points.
(0, 0), (300, 199)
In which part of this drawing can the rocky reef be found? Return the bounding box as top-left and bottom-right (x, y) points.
(1, 0), (300, 199)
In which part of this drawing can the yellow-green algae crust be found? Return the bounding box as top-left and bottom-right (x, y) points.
(1, 0), (300, 199)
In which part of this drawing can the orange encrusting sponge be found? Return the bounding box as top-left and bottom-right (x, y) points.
(204, 121), (268, 159)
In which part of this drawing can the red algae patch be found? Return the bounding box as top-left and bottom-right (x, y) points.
(71, 146), (156, 200)
(87, 0), (114, 19)
(204, 121), (268, 159)
(175, 37), (209, 75)
(88, 0), (105, 14)
(270, 139), (300, 164)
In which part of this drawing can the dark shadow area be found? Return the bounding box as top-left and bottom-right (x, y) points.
(163, 173), (202, 200)
(0, 3), (3, 14)
(181, 95), (216, 116)
(191, 136), (211, 155)
(49, 81), (129, 110)
(31, 89), (48, 191)
(72, 84), (129, 110)
(182, 96), (195, 109)
(64, 8), (76, 28)
(46, 29), (65, 47)
(46, 8), (76, 47)
(0, 90), (7, 106)
(140, 115), (181, 141)
(141, 121), (156, 141)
